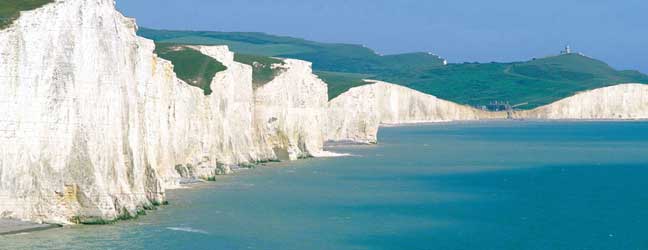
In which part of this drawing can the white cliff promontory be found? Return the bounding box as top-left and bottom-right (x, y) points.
(0, 0), (329, 224)
(326, 81), (501, 144)
(0, 0), (168, 224)
(520, 84), (648, 120)
(145, 44), (264, 183)
(254, 59), (329, 160)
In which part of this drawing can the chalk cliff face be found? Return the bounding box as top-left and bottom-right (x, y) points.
(0, 0), (328, 223)
(254, 59), (329, 160)
(142, 45), (262, 183)
(326, 81), (501, 144)
(519, 84), (648, 120)
(2, 0), (646, 226)
(0, 0), (168, 224)
(327, 81), (648, 144)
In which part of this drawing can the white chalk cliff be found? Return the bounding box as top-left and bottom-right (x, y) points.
(1, 0), (647, 226)
(0, 0), (167, 224)
(0, 0), (328, 224)
(326, 81), (501, 144)
(327, 81), (648, 144)
(253, 59), (329, 160)
(519, 84), (648, 120)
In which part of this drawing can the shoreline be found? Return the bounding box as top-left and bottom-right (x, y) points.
(3, 119), (647, 236)
(0, 157), (322, 236)
(379, 118), (648, 127)
(0, 219), (62, 236)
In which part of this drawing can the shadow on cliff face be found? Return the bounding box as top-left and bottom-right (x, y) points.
(273, 147), (290, 161)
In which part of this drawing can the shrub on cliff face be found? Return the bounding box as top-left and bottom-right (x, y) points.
(0, 0), (53, 29)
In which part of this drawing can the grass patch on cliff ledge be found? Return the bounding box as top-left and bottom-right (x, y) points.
(234, 54), (286, 87)
(314, 71), (374, 100)
(154, 42), (227, 95)
(0, 0), (53, 29)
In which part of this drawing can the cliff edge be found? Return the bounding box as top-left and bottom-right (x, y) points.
(326, 81), (503, 144)
(0, 0), (328, 224)
(519, 84), (648, 120)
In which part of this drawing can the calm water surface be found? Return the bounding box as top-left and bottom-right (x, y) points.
(3, 121), (648, 250)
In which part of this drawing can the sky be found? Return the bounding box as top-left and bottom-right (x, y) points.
(116, 0), (647, 72)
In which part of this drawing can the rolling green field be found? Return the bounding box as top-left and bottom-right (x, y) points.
(154, 43), (227, 95)
(0, 0), (53, 29)
(378, 54), (648, 108)
(140, 28), (648, 108)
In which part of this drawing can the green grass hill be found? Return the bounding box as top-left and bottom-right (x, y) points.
(379, 54), (648, 108)
(140, 28), (648, 109)
(2, 5), (646, 109)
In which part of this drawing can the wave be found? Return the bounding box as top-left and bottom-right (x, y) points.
(166, 227), (209, 235)
(312, 150), (354, 157)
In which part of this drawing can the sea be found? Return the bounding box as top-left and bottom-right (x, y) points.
(2, 121), (648, 250)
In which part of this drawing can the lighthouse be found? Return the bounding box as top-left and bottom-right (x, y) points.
(561, 45), (572, 54)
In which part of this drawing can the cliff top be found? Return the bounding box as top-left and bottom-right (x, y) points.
(0, 0), (53, 29)
(154, 43), (227, 95)
(136, 27), (446, 75)
(233, 53), (286, 87)
(139, 28), (648, 109)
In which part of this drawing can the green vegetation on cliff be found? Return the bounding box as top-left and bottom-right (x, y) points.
(140, 28), (648, 108)
(154, 43), (227, 95)
(233, 54), (285, 87)
(138, 28), (445, 75)
(0, 0), (53, 29)
(314, 71), (372, 98)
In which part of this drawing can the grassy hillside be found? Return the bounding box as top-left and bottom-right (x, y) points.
(378, 54), (648, 108)
(139, 28), (445, 100)
(140, 28), (648, 108)
(154, 43), (227, 95)
(0, 0), (53, 29)
(233, 54), (285, 87)
(139, 28), (445, 74)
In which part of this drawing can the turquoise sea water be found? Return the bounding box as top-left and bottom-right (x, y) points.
(2, 121), (648, 250)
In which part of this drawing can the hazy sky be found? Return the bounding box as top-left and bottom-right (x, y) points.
(116, 0), (647, 72)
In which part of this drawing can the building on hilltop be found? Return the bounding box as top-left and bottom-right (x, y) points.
(560, 45), (572, 54)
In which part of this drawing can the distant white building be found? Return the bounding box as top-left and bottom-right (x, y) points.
(443, 59), (448, 65)
(560, 45), (572, 54)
